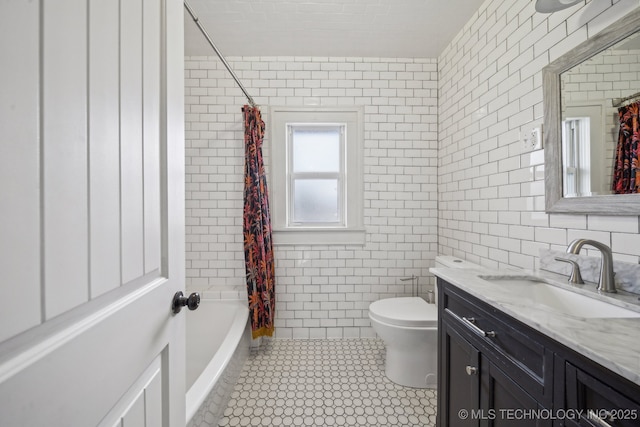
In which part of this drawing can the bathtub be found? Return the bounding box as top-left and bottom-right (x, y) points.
(186, 299), (250, 427)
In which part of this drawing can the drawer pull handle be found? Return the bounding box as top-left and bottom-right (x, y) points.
(465, 365), (478, 376)
(587, 410), (613, 427)
(462, 316), (496, 338)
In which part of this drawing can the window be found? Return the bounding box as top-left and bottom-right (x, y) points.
(270, 107), (364, 245)
(562, 117), (591, 197)
(289, 125), (343, 225)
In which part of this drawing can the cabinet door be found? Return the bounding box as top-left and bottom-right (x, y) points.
(565, 364), (640, 427)
(482, 360), (552, 427)
(440, 321), (481, 427)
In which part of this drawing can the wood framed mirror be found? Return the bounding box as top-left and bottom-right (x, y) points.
(543, 8), (640, 215)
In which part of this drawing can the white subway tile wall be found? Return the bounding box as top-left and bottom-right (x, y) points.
(186, 0), (640, 339)
(438, 0), (640, 270)
(185, 57), (439, 339)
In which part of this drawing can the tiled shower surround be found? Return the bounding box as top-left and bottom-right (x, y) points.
(186, 0), (640, 339)
(185, 57), (440, 338)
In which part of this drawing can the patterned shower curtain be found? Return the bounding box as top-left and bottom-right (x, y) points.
(242, 105), (275, 339)
(612, 101), (640, 194)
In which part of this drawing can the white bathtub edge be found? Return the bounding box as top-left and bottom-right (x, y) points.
(185, 301), (249, 424)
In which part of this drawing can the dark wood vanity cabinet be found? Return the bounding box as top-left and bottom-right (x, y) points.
(440, 320), (547, 427)
(437, 278), (640, 427)
(438, 279), (552, 426)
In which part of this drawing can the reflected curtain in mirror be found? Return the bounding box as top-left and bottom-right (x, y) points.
(242, 105), (276, 339)
(613, 102), (640, 194)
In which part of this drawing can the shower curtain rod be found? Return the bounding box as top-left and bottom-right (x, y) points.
(612, 91), (640, 108)
(184, 0), (257, 107)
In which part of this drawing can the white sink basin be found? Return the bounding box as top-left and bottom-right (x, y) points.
(477, 275), (640, 319)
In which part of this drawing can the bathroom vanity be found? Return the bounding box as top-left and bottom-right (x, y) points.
(433, 269), (640, 427)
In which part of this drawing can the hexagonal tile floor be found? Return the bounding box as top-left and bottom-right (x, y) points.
(217, 339), (437, 426)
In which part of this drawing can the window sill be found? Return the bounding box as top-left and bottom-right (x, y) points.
(272, 227), (366, 246)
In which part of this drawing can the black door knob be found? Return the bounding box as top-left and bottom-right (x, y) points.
(172, 291), (200, 314)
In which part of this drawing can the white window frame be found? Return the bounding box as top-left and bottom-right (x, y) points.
(270, 106), (365, 245)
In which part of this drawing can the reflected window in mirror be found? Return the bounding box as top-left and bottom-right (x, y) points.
(562, 117), (591, 197)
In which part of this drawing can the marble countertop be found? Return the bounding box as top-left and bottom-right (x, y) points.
(430, 266), (640, 387)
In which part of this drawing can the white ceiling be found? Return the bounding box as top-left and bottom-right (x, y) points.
(184, 0), (487, 58)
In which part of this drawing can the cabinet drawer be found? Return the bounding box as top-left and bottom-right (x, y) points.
(565, 363), (640, 427)
(442, 283), (552, 403)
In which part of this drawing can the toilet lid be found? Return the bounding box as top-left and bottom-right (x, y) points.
(369, 297), (438, 327)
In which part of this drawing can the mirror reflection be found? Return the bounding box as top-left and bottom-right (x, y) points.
(560, 33), (640, 197)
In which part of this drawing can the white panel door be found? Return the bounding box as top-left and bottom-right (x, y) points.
(0, 0), (186, 426)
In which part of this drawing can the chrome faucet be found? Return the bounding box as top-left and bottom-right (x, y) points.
(566, 239), (616, 293)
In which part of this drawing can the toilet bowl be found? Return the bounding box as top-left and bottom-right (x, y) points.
(369, 297), (437, 388)
(369, 256), (480, 389)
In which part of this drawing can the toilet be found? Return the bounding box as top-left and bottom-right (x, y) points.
(368, 256), (480, 388)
